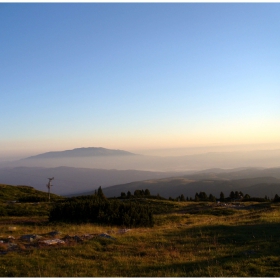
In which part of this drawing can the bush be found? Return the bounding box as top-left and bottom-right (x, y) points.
(49, 196), (154, 227)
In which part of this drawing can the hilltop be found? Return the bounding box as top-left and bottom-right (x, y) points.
(23, 147), (137, 160)
(0, 183), (61, 203)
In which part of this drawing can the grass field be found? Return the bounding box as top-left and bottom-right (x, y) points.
(0, 198), (280, 277)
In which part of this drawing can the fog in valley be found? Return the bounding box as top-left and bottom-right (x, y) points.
(1, 146), (280, 196)
(1, 147), (280, 172)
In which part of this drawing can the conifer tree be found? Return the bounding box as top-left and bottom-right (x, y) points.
(230, 191), (235, 199)
(134, 190), (141, 196)
(97, 186), (106, 199)
(144, 189), (151, 196)
(209, 194), (216, 202)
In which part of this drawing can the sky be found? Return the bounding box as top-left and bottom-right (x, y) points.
(1, 3), (280, 159)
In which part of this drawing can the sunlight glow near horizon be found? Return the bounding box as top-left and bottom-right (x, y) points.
(1, 3), (280, 159)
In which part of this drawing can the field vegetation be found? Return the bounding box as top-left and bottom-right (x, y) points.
(0, 184), (280, 277)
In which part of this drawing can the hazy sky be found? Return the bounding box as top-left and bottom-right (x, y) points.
(1, 3), (280, 159)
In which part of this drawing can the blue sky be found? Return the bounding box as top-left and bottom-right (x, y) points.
(1, 3), (280, 158)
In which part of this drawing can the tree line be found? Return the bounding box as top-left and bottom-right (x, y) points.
(117, 189), (280, 203)
(118, 189), (166, 200)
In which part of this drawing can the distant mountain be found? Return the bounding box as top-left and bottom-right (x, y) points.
(183, 167), (280, 181)
(23, 147), (137, 160)
(2, 148), (280, 172)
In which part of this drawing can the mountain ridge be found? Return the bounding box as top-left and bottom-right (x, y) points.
(23, 147), (137, 160)
(101, 173), (280, 199)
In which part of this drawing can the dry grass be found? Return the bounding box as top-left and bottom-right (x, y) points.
(0, 201), (280, 276)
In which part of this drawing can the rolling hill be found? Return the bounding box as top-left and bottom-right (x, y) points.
(101, 168), (280, 199)
(1, 166), (280, 198)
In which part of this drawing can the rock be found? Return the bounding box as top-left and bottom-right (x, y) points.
(47, 231), (61, 237)
(98, 233), (116, 240)
(39, 239), (65, 245)
(20, 234), (42, 242)
(74, 235), (83, 242)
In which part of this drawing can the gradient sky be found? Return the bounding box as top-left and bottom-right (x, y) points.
(1, 3), (280, 159)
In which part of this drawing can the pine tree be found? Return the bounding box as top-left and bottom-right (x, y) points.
(97, 186), (106, 199)
(199, 192), (208, 201)
(209, 194), (216, 202)
(144, 189), (151, 196)
(127, 191), (132, 198)
(134, 190), (141, 196)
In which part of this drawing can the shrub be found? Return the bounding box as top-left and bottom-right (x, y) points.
(49, 197), (154, 227)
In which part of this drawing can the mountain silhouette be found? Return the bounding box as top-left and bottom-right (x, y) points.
(23, 147), (137, 160)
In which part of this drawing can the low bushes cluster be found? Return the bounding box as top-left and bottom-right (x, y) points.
(49, 190), (154, 227)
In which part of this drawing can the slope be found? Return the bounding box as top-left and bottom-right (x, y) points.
(0, 183), (61, 203)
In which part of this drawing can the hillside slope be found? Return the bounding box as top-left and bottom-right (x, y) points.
(0, 184), (61, 202)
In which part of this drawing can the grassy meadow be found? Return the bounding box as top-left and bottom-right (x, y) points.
(0, 196), (280, 277)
